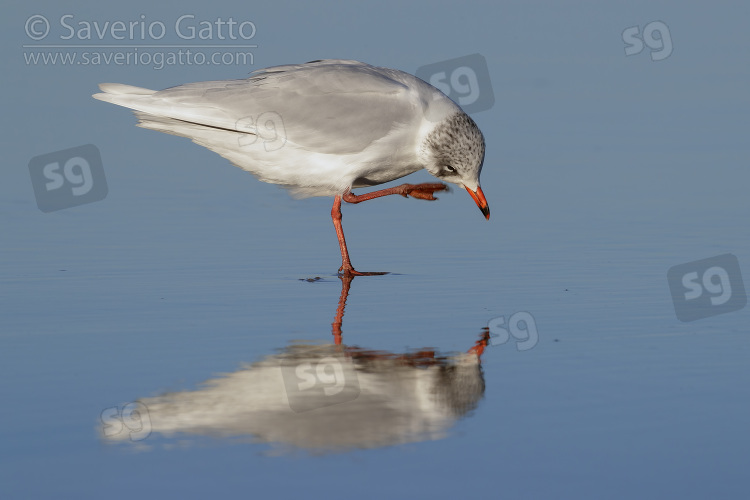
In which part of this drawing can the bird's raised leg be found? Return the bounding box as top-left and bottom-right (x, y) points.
(342, 183), (449, 204)
(332, 183), (449, 276)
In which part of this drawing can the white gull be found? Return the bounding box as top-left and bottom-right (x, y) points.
(93, 59), (489, 275)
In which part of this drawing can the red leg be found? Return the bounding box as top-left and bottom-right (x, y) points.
(332, 183), (448, 276)
(342, 183), (449, 204)
(331, 196), (387, 276)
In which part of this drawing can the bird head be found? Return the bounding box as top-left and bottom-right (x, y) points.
(422, 112), (489, 219)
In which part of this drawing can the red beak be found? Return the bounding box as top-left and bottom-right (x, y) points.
(465, 185), (490, 220)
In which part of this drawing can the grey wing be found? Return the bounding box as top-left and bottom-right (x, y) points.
(96, 61), (418, 155)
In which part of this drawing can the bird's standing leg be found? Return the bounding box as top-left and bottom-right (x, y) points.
(331, 195), (355, 275)
(332, 196), (384, 276)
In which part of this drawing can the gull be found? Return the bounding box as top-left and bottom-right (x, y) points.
(93, 59), (489, 275)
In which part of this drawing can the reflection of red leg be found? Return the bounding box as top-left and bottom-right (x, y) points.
(331, 273), (354, 345)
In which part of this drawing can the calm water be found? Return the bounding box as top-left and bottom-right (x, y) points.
(3, 1), (749, 498)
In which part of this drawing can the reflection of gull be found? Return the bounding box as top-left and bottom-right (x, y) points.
(93, 59), (489, 275)
(101, 274), (490, 452)
(103, 342), (486, 452)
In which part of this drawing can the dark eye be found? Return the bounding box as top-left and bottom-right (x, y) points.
(445, 165), (457, 174)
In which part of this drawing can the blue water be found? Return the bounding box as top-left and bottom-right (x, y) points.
(3, 1), (749, 498)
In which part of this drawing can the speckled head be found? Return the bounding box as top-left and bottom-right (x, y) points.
(421, 111), (489, 219)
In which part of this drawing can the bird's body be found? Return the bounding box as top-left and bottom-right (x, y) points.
(94, 60), (489, 274)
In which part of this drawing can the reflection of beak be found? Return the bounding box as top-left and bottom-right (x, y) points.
(465, 185), (490, 220)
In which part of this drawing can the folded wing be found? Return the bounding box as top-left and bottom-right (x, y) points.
(93, 60), (416, 155)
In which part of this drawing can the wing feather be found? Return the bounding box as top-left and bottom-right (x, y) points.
(94, 60), (417, 155)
